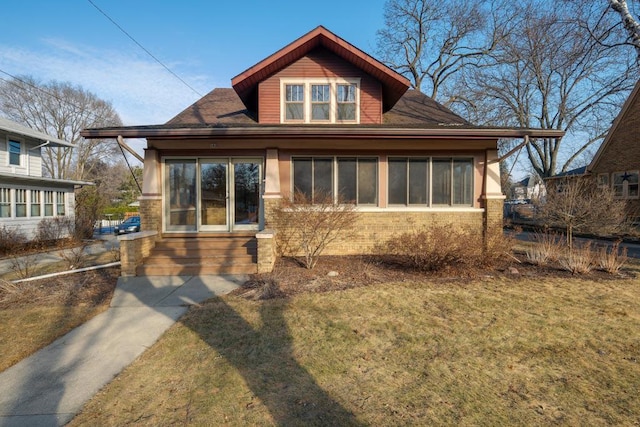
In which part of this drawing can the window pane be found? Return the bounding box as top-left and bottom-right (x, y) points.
(432, 159), (452, 205)
(628, 172), (639, 197)
(337, 84), (356, 102)
(312, 104), (330, 120)
(388, 158), (408, 205)
(408, 159), (428, 204)
(0, 188), (10, 218)
(286, 85), (304, 101)
(57, 192), (66, 215)
(286, 103), (304, 120)
(358, 159), (377, 204)
(313, 158), (333, 201)
(44, 191), (54, 216)
(338, 158), (357, 203)
(337, 104), (356, 121)
(293, 158), (312, 199)
(9, 140), (20, 166)
(453, 159), (473, 205)
(167, 160), (196, 227)
(613, 173), (625, 197)
(16, 189), (26, 217)
(311, 85), (330, 101)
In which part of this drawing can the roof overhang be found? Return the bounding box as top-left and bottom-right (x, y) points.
(231, 26), (411, 113)
(81, 126), (564, 141)
(0, 172), (93, 187)
(0, 117), (74, 148)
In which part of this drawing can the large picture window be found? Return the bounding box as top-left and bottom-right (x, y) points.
(389, 157), (474, 206)
(292, 157), (377, 205)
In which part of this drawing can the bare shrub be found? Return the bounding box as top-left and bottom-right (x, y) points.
(558, 242), (595, 274)
(36, 217), (73, 243)
(379, 224), (477, 272)
(59, 244), (88, 270)
(597, 242), (628, 274)
(0, 226), (27, 256)
(271, 190), (359, 269)
(481, 230), (516, 267)
(109, 246), (121, 262)
(525, 232), (563, 265)
(9, 254), (38, 280)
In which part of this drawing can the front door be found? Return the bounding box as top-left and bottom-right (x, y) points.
(165, 158), (262, 233)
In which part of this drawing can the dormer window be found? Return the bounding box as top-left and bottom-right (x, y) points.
(281, 79), (360, 124)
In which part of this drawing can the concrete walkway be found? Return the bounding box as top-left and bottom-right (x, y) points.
(0, 274), (244, 427)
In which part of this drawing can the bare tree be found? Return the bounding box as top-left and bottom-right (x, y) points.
(456, 1), (636, 177)
(539, 177), (629, 248)
(608, 0), (640, 58)
(0, 75), (122, 181)
(375, 0), (507, 101)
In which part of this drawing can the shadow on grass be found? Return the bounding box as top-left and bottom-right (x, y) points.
(181, 295), (362, 426)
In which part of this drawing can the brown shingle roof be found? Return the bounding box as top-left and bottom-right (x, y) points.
(166, 88), (467, 127)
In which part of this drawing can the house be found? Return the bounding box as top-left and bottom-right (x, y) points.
(0, 117), (91, 240)
(587, 79), (640, 221)
(81, 26), (563, 275)
(511, 174), (546, 201)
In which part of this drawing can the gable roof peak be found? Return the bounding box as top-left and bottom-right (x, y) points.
(231, 26), (410, 113)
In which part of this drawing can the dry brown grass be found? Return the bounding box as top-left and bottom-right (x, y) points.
(70, 267), (640, 426)
(0, 268), (118, 372)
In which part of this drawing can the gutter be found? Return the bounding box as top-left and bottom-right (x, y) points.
(81, 126), (565, 140)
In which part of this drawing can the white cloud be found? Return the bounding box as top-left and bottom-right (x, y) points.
(0, 38), (217, 126)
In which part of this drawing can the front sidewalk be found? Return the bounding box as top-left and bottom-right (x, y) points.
(0, 275), (244, 427)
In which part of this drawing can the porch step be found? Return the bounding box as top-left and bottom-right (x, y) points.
(136, 236), (258, 276)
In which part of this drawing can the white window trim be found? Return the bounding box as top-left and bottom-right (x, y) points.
(280, 78), (360, 124)
(612, 170), (640, 200)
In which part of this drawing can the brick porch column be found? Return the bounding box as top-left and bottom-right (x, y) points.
(483, 149), (506, 240)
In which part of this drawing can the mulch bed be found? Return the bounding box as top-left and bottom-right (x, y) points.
(236, 254), (634, 300)
(0, 267), (119, 309)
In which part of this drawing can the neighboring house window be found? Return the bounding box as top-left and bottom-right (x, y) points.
(613, 171), (639, 199)
(15, 189), (26, 217)
(285, 84), (304, 121)
(44, 191), (54, 216)
(0, 188), (10, 218)
(31, 190), (41, 217)
(389, 157), (474, 206)
(292, 157), (377, 205)
(8, 140), (21, 166)
(282, 79), (360, 124)
(56, 192), (65, 215)
(597, 173), (609, 189)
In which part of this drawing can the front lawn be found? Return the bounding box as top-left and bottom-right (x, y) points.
(0, 267), (118, 372)
(70, 271), (640, 425)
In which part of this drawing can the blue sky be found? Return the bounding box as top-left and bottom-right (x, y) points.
(1, 0), (387, 127)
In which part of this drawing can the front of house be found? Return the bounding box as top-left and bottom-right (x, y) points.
(82, 26), (562, 274)
(0, 117), (90, 240)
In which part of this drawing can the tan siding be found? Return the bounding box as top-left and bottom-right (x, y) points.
(258, 49), (382, 124)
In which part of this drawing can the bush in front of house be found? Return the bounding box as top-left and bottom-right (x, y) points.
(0, 226), (27, 256)
(271, 190), (360, 269)
(36, 217), (74, 243)
(377, 223), (511, 273)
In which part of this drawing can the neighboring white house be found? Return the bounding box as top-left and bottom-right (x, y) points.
(0, 117), (91, 240)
